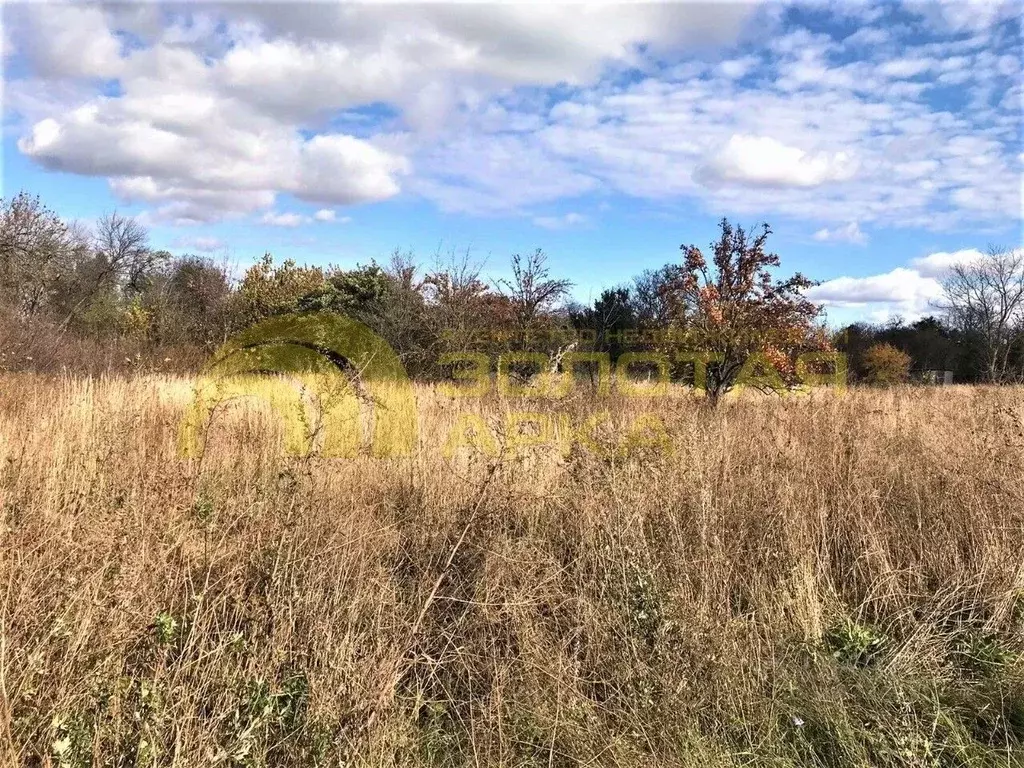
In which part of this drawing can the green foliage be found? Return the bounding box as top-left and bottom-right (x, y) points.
(153, 611), (180, 646)
(235, 253), (326, 325)
(119, 296), (152, 340)
(191, 491), (215, 524)
(297, 263), (391, 319)
(825, 618), (888, 668)
(957, 632), (1019, 677)
(50, 713), (93, 768)
(227, 674), (311, 766)
(414, 699), (465, 766)
(78, 290), (123, 338)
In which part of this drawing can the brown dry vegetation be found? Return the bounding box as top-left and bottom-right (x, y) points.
(1, 376), (1022, 767)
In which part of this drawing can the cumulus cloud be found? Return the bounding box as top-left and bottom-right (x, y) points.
(312, 209), (352, 224)
(716, 56), (760, 80)
(17, 72), (408, 220)
(813, 222), (867, 244)
(219, 3), (756, 87)
(293, 135), (408, 205)
(808, 268), (941, 307)
(5, 1), (755, 223)
(808, 268), (943, 321)
(807, 247), (1005, 321)
(10, 3), (123, 79)
(5, 1), (1021, 232)
(696, 135), (858, 189)
(111, 179), (275, 225)
(909, 248), (987, 278)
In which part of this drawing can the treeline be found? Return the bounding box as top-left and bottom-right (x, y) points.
(1, 190), (1021, 384)
(0, 192), (587, 375)
(836, 317), (981, 384)
(580, 292), (1016, 385)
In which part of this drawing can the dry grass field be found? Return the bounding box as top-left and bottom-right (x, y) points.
(1, 375), (1022, 766)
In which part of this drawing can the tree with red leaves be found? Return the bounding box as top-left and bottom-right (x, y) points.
(662, 219), (827, 406)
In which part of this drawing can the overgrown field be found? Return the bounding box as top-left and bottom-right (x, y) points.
(1, 376), (1022, 767)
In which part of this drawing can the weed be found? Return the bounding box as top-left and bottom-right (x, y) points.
(825, 619), (889, 668)
(152, 611), (180, 646)
(192, 491), (215, 524)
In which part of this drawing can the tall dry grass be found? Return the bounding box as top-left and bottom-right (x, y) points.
(0, 375), (1022, 766)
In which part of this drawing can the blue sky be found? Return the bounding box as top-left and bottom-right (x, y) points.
(3, 1), (1021, 325)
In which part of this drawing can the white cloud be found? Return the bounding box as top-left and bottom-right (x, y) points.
(808, 268), (940, 304)
(415, 23), (1019, 225)
(312, 209), (352, 224)
(411, 132), (599, 214)
(7, 3), (123, 79)
(1, 27), (14, 60)
(909, 248), (987, 278)
(221, 3), (756, 87)
(813, 222), (867, 244)
(172, 236), (224, 253)
(877, 58), (935, 78)
(842, 27), (892, 48)
(293, 134), (408, 205)
(904, 0), (1019, 32)
(6, 2), (757, 223)
(695, 134), (858, 189)
(717, 56), (760, 80)
(112, 179), (275, 225)
(16, 46), (409, 219)
(5, 1), (1021, 233)
(807, 246), (1017, 322)
(532, 212), (588, 230)
(807, 268), (943, 319)
(260, 211), (310, 228)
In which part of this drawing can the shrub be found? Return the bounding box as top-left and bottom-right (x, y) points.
(862, 343), (912, 385)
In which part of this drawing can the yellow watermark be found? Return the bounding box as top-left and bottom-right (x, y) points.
(181, 315), (846, 461)
(438, 351), (847, 397)
(179, 312), (417, 458)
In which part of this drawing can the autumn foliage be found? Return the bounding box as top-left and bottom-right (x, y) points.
(661, 219), (828, 404)
(862, 342), (912, 386)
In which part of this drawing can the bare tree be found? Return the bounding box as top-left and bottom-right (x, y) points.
(937, 246), (1024, 383)
(148, 255), (233, 345)
(496, 248), (573, 333)
(424, 247), (494, 356)
(0, 192), (85, 319)
(94, 211), (165, 294)
(377, 250), (433, 376)
(632, 265), (675, 328)
(60, 211), (167, 328)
